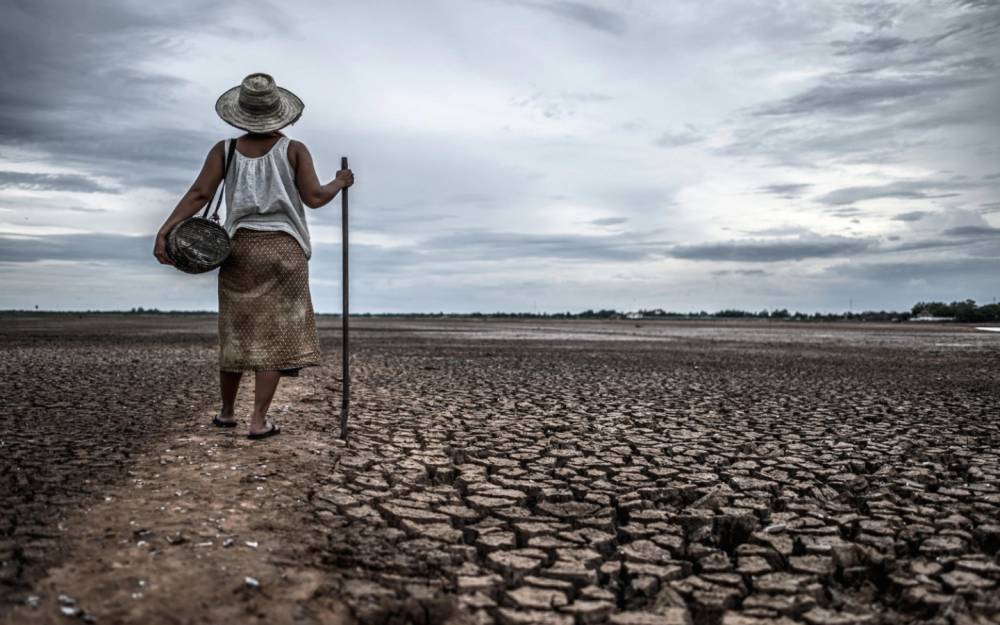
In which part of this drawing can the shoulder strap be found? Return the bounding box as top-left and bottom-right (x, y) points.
(201, 138), (238, 221)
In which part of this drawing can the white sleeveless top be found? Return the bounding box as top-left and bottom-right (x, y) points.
(222, 135), (312, 259)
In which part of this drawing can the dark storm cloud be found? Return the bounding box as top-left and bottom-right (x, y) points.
(0, 1), (252, 192)
(879, 236), (981, 253)
(0, 233), (149, 262)
(942, 225), (1000, 236)
(872, 221), (1000, 255)
(832, 36), (910, 56)
(504, 1), (626, 35)
(0, 171), (119, 194)
(892, 211), (930, 222)
(668, 235), (876, 262)
(723, 1), (1000, 170)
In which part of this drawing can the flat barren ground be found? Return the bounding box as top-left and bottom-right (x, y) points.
(1, 315), (999, 625)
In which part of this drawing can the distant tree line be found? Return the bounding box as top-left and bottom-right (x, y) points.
(911, 300), (1000, 322)
(122, 307), (211, 315)
(598, 308), (908, 322)
(4, 300), (998, 322)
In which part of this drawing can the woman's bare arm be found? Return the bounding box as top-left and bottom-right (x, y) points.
(288, 140), (354, 208)
(153, 141), (226, 265)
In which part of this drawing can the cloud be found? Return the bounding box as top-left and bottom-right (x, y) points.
(815, 181), (964, 205)
(942, 225), (1000, 236)
(756, 183), (812, 198)
(1, 0), (998, 312)
(0, 227), (668, 267)
(422, 229), (666, 262)
(878, 236), (979, 254)
(754, 76), (989, 118)
(892, 210), (931, 222)
(505, 1), (627, 35)
(955, 0), (999, 8)
(742, 225), (815, 237)
(589, 217), (627, 226)
(0, 233), (150, 263)
(668, 235), (875, 262)
(719, 0), (1000, 172)
(827, 207), (864, 218)
(0, 171), (119, 194)
(711, 269), (769, 276)
(563, 92), (614, 103)
(510, 90), (614, 120)
(832, 35), (910, 56)
(828, 257), (1000, 283)
(654, 127), (702, 148)
(0, 1), (249, 193)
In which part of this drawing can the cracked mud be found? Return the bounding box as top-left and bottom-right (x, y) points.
(2, 316), (999, 625)
(307, 321), (1000, 625)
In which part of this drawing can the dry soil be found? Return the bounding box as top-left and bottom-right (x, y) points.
(1, 315), (999, 625)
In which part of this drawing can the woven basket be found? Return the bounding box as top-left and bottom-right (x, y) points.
(167, 217), (231, 274)
(167, 138), (238, 274)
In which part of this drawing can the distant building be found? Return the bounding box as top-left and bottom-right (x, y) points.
(910, 308), (954, 322)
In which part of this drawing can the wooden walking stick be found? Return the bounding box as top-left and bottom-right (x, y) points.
(339, 156), (350, 440)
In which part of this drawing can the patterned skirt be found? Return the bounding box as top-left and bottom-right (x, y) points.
(218, 229), (321, 373)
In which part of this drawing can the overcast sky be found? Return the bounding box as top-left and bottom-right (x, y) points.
(1, 0), (998, 313)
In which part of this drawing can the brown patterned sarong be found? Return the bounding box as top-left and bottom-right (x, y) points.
(218, 229), (321, 372)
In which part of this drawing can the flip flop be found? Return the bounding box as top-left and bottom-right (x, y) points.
(212, 413), (238, 428)
(247, 423), (281, 440)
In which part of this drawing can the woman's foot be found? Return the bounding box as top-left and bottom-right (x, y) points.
(247, 421), (280, 440)
(212, 409), (238, 427)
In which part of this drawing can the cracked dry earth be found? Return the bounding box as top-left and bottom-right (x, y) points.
(3, 316), (1000, 625)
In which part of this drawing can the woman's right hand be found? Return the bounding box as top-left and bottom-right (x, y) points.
(336, 168), (354, 189)
(154, 232), (174, 265)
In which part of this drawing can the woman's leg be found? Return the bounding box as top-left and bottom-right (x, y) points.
(250, 370), (281, 433)
(219, 370), (243, 422)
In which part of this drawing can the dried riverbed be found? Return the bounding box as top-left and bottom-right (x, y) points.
(1, 315), (998, 625)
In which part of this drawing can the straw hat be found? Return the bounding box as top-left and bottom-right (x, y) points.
(215, 73), (304, 133)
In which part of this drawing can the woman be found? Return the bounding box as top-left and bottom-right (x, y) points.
(153, 73), (354, 440)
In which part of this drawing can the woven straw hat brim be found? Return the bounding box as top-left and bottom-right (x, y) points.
(215, 86), (304, 133)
